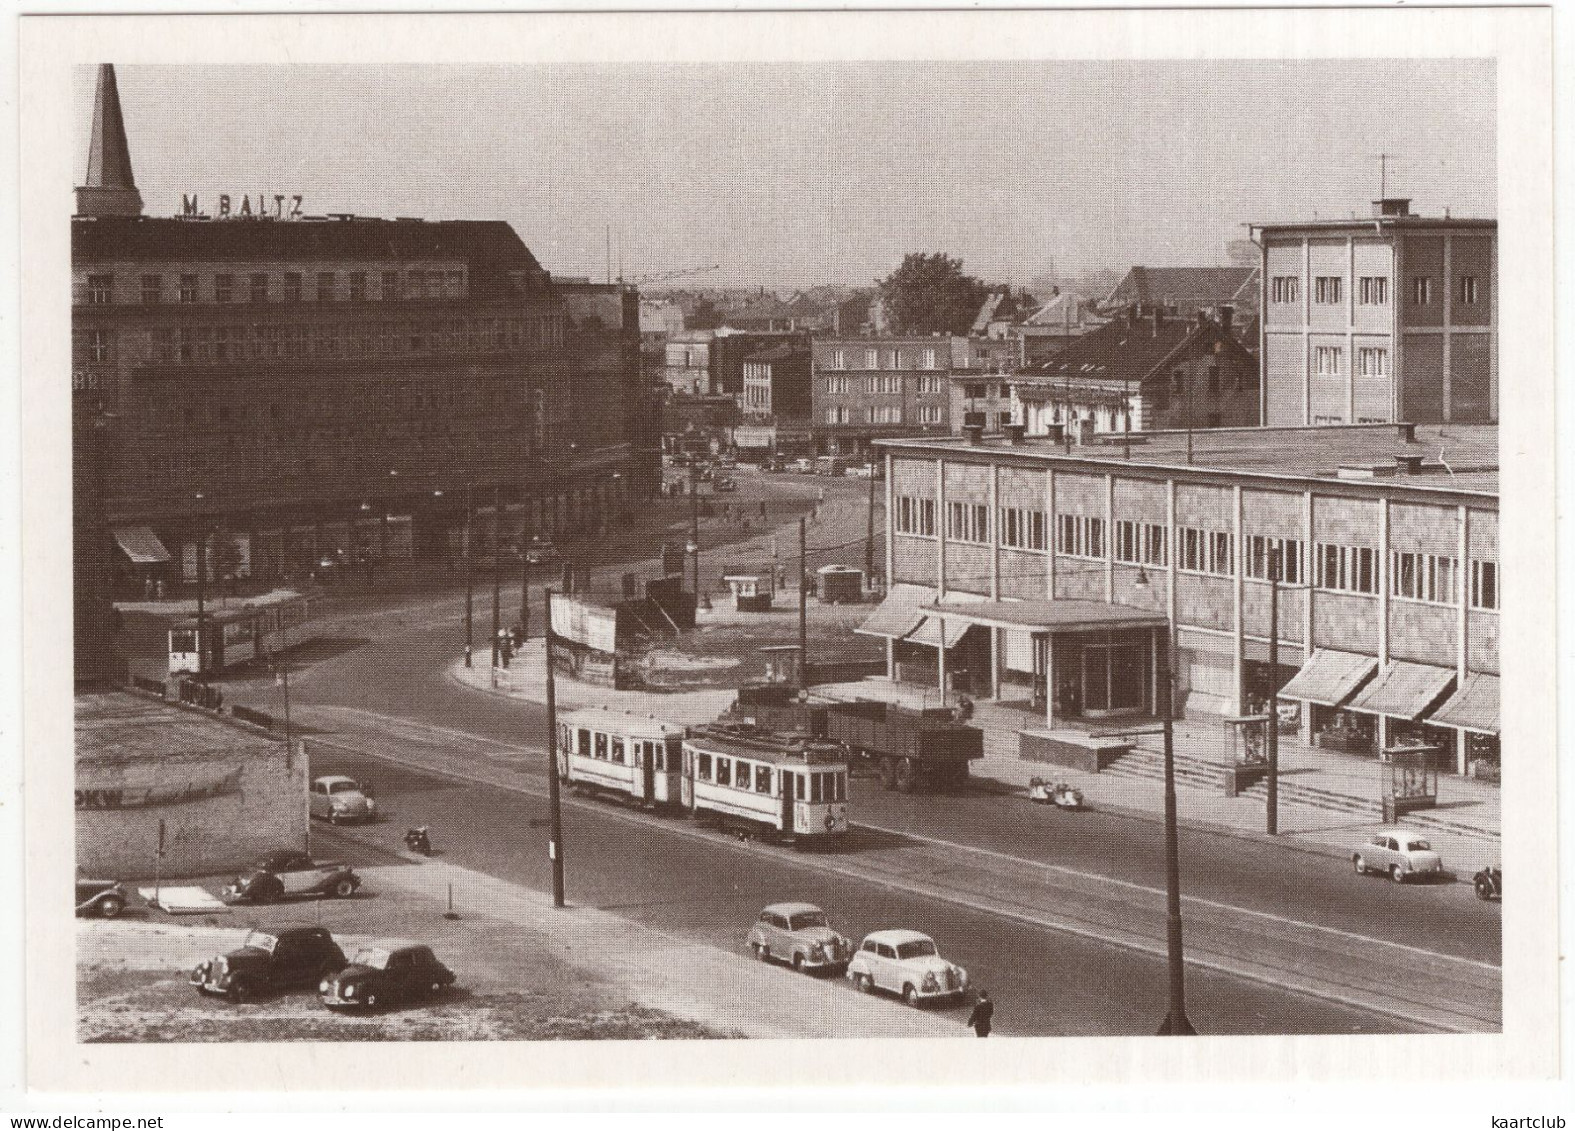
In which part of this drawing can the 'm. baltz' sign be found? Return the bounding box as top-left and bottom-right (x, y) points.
(182, 193), (305, 220)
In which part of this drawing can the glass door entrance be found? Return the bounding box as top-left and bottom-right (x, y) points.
(1066, 632), (1152, 718)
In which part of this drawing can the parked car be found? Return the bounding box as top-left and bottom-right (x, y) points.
(320, 940), (456, 1011)
(745, 903), (852, 973)
(714, 476), (737, 492)
(1473, 865), (1502, 901)
(75, 878), (128, 918)
(792, 458), (815, 474)
(846, 929), (968, 1006)
(526, 541), (560, 566)
(309, 774), (377, 824)
(191, 926), (347, 1003)
(221, 850), (361, 904)
(1351, 829), (1444, 883)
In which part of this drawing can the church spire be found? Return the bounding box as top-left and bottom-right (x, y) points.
(75, 64), (143, 217)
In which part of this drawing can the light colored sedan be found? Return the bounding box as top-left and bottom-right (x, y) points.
(1352, 828), (1444, 884)
(846, 929), (968, 1006)
(310, 775), (376, 824)
(745, 903), (852, 973)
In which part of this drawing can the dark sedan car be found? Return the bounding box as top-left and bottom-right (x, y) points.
(221, 850), (360, 904)
(320, 941), (456, 1011)
(192, 926), (348, 1003)
(75, 878), (128, 918)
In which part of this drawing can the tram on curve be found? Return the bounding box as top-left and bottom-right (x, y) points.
(681, 722), (850, 846)
(556, 706), (688, 809)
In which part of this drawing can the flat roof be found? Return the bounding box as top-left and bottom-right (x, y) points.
(76, 690), (278, 769)
(876, 423), (1498, 500)
(920, 599), (1168, 633)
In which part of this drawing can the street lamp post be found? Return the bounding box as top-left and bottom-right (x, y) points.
(798, 517), (809, 692)
(193, 493), (207, 682)
(463, 484), (474, 666)
(542, 588), (567, 907)
(689, 471), (701, 598)
(1156, 626), (1196, 1036)
(491, 487), (502, 681)
(1266, 545), (1282, 835)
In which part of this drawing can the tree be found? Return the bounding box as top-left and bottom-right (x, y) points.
(877, 253), (988, 336)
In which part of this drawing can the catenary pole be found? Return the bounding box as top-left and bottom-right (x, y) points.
(463, 483), (474, 666)
(799, 516), (809, 692)
(543, 588), (566, 906)
(1267, 545), (1281, 835)
(1157, 627), (1195, 1035)
(491, 487), (502, 676)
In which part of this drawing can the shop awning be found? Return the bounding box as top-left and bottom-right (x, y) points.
(1347, 661), (1457, 721)
(855, 584), (935, 640)
(113, 526), (171, 565)
(906, 613), (972, 649)
(917, 598), (1167, 634)
(1429, 673), (1499, 734)
(1277, 649), (1377, 707)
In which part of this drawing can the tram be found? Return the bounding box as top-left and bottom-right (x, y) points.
(681, 722), (850, 846)
(556, 706), (688, 809)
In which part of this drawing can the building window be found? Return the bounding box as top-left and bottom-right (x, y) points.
(1056, 514), (1106, 560)
(1458, 275), (1479, 305)
(1411, 276), (1433, 305)
(1177, 526), (1233, 576)
(922, 348), (937, 370)
(947, 502), (990, 544)
(917, 405), (942, 425)
(86, 274), (113, 304)
(349, 272), (367, 302)
(213, 274), (234, 304)
(140, 274), (162, 305)
(895, 496), (937, 537)
(381, 271), (399, 300)
(828, 348), (846, 370)
(249, 273), (269, 303)
(86, 329), (112, 364)
(999, 506), (1047, 551)
(1314, 346), (1343, 376)
(864, 348), (878, 369)
(1314, 543), (1377, 594)
(1115, 520), (1167, 566)
(283, 273), (303, 303)
(1270, 276), (1300, 304)
(825, 375), (850, 394)
(178, 274), (199, 304)
(825, 406), (848, 425)
(1470, 559), (1498, 610)
(867, 375), (900, 395)
(917, 375), (944, 395)
(1357, 277), (1389, 305)
(1313, 276), (1343, 304)
(317, 272), (336, 302)
(867, 405), (901, 424)
(1391, 551), (1458, 605)
(1356, 347), (1389, 378)
(1245, 535), (1305, 584)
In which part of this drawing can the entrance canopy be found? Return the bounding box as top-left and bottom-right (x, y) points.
(916, 598), (1167, 635)
(1429, 672), (1499, 734)
(113, 525), (171, 565)
(1277, 649), (1377, 707)
(857, 585), (987, 646)
(1347, 661), (1456, 721)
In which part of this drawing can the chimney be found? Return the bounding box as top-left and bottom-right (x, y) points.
(1394, 454), (1424, 475)
(964, 424), (985, 446)
(1396, 422), (1417, 443)
(1072, 418), (1096, 446)
(1046, 423), (1065, 445)
(1218, 305), (1234, 333)
(1004, 422), (1026, 445)
(1372, 198), (1412, 218)
(1194, 310), (1208, 330)
(1152, 308), (1164, 336)
(1126, 303), (1138, 327)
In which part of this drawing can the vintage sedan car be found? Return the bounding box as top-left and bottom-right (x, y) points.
(846, 929), (968, 1006)
(1473, 865), (1502, 901)
(320, 941), (456, 1011)
(221, 850), (361, 904)
(714, 476), (737, 492)
(75, 878), (128, 918)
(191, 926), (347, 1003)
(1352, 828), (1445, 883)
(309, 774), (377, 824)
(745, 903), (852, 973)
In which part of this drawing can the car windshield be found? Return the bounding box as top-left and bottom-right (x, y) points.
(329, 781), (359, 794)
(896, 939), (937, 960)
(349, 946), (392, 969)
(1406, 838), (1432, 851)
(789, 912), (828, 931)
(242, 931), (278, 953)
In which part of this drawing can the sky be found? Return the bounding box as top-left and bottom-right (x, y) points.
(79, 60), (1496, 289)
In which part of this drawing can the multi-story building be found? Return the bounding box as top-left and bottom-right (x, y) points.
(661, 327), (807, 398)
(865, 422), (1499, 777)
(811, 336), (954, 457)
(1252, 199), (1497, 426)
(71, 65), (644, 620)
(1008, 307), (1259, 438)
(740, 342), (813, 421)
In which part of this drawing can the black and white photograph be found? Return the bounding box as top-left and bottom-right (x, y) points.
(10, 2), (1563, 1109)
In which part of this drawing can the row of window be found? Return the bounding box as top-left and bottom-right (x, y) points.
(825, 405), (942, 425)
(82, 269), (465, 306)
(824, 347), (941, 371)
(691, 752), (847, 802)
(1269, 274), (1482, 307)
(821, 374), (947, 395)
(75, 316), (563, 367)
(571, 729), (673, 772)
(1311, 346), (1390, 378)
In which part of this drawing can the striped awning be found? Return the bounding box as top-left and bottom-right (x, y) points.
(906, 614), (972, 649)
(1277, 649), (1377, 707)
(855, 584), (935, 640)
(1347, 661), (1457, 721)
(1430, 673), (1499, 735)
(113, 526), (171, 565)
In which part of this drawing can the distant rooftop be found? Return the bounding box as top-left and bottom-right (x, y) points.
(76, 690), (278, 769)
(876, 423), (1499, 498)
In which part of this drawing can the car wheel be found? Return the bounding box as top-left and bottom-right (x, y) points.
(227, 978), (253, 1005)
(903, 984), (919, 1007)
(792, 953), (805, 973)
(855, 973), (874, 994)
(333, 878), (356, 899)
(1390, 864), (1407, 884)
(96, 895), (125, 919)
(1352, 855), (1366, 875)
(757, 944), (771, 964)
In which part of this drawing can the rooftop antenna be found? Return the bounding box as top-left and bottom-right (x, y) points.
(1375, 152), (1400, 199)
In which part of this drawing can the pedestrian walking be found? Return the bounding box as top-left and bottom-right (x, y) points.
(966, 990), (994, 1038)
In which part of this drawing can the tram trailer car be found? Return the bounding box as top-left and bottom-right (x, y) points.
(681, 723), (850, 847)
(557, 707), (688, 809)
(727, 685), (982, 793)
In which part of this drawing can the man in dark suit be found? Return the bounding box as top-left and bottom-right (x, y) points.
(966, 990), (994, 1038)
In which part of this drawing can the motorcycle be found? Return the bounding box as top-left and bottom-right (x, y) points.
(404, 826), (433, 856)
(1472, 865), (1501, 902)
(1028, 777), (1087, 810)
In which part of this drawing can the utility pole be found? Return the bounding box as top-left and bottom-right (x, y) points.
(543, 588), (567, 907)
(519, 495), (531, 640)
(463, 483), (474, 666)
(491, 488), (502, 680)
(1156, 627), (1196, 1035)
(1123, 378), (1133, 460)
(865, 464), (877, 580)
(1266, 545), (1281, 835)
(689, 471), (701, 598)
(798, 517), (809, 692)
(193, 494), (207, 682)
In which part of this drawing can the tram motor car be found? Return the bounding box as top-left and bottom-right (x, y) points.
(682, 722), (850, 847)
